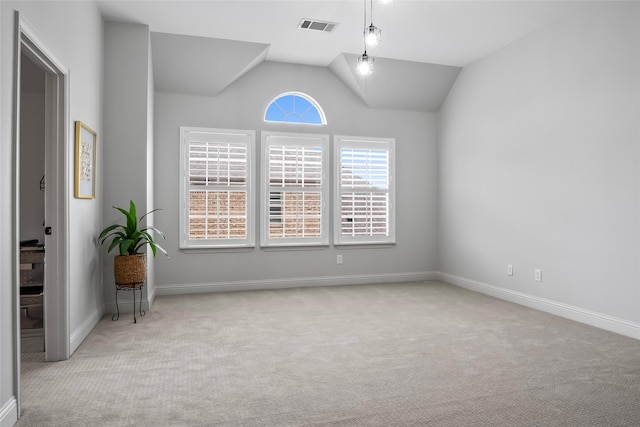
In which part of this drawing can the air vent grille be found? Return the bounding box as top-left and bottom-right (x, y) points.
(298, 19), (338, 33)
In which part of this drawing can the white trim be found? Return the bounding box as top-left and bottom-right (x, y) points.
(179, 126), (256, 249)
(43, 63), (71, 363)
(0, 398), (17, 427)
(261, 131), (330, 247)
(147, 282), (157, 309)
(70, 306), (103, 354)
(333, 135), (396, 246)
(438, 272), (640, 340)
(17, 13), (71, 363)
(12, 12), (72, 417)
(264, 91), (327, 125)
(17, 19), (67, 74)
(156, 271), (437, 296)
(11, 11), (22, 417)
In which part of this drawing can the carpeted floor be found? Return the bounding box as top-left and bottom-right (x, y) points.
(17, 281), (640, 426)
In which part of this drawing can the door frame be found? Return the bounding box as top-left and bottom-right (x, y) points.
(12, 10), (70, 415)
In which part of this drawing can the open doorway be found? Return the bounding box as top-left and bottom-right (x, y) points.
(19, 52), (46, 351)
(13, 11), (71, 416)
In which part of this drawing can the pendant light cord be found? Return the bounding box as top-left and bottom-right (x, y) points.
(363, 0), (367, 53)
(370, 0), (374, 25)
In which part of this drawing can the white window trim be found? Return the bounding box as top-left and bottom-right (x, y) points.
(264, 91), (327, 125)
(333, 135), (396, 246)
(179, 126), (255, 249)
(261, 131), (330, 247)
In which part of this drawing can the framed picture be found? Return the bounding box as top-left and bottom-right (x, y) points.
(74, 121), (97, 199)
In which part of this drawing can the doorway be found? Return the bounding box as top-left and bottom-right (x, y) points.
(19, 52), (46, 348)
(13, 11), (70, 416)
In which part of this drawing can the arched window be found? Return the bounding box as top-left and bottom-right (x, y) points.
(264, 92), (327, 125)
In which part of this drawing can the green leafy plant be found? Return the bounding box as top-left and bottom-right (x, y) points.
(98, 200), (168, 257)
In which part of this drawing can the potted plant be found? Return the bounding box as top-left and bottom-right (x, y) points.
(98, 200), (167, 287)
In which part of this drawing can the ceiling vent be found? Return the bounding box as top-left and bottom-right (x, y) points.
(298, 19), (338, 33)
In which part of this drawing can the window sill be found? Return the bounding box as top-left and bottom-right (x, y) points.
(181, 246), (255, 254)
(261, 244), (330, 252)
(334, 242), (396, 249)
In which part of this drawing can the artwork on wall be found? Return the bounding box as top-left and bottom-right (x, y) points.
(74, 121), (97, 199)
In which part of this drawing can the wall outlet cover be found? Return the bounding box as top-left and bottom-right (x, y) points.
(534, 269), (542, 282)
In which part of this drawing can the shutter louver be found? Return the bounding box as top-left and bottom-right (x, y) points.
(188, 141), (249, 240)
(340, 148), (390, 237)
(335, 137), (395, 245)
(268, 145), (323, 238)
(181, 127), (254, 248)
(261, 132), (329, 247)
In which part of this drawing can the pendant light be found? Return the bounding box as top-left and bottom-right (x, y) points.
(357, 50), (374, 75)
(357, 0), (376, 75)
(364, 0), (381, 46)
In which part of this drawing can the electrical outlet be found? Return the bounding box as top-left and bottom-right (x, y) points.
(507, 264), (513, 276)
(534, 268), (542, 282)
(337, 254), (343, 265)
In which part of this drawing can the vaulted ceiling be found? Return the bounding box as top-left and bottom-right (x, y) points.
(98, 1), (596, 112)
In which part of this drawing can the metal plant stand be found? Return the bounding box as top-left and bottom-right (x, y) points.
(112, 283), (146, 323)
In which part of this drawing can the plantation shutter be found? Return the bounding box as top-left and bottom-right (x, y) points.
(261, 132), (329, 246)
(334, 136), (396, 245)
(180, 127), (255, 248)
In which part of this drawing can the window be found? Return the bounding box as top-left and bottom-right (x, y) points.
(264, 92), (327, 125)
(261, 131), (330, 247)
(334, 136), (396, 245)
(180, 127), (255, 249)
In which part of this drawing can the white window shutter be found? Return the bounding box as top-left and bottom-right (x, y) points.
(180, 127), (255, 249)
(334, 136), (396, 245)
(261, 132), (330, 247)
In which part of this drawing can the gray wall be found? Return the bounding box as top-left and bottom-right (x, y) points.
(438, 3), (640, 327)
(0, 3), (8, 422)
(0, 1), (103, 424)
(102, 21), (156, 308)
(154, 61), (438, 292)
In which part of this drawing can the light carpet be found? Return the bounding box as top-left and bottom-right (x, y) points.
(17, 281), (640, 426)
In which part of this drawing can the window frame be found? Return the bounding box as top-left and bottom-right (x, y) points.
(264, 92), (327, 126)
(261, 131), (330, 248)
(179, 126), (255, 250)
(333, 135), (396, 246)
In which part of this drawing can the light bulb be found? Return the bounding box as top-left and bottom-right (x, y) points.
(357, 53), (374, 75)
(364, 24), (381, 46)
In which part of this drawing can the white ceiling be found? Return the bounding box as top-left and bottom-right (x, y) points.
(97, 1), (601, 111)
(97, 1), (595, 67)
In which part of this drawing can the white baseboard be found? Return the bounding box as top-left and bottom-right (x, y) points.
(0, 397), (17, 427)
(70, 307), (103, 354)
(438, 272), (640, 340)
(147, 284), (156, 309)
(156, 271), (437, 296)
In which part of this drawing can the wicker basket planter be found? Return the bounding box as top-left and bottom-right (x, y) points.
(114, 254), (147, 288)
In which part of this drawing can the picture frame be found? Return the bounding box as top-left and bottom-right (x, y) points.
(74, 121), (97, 199)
